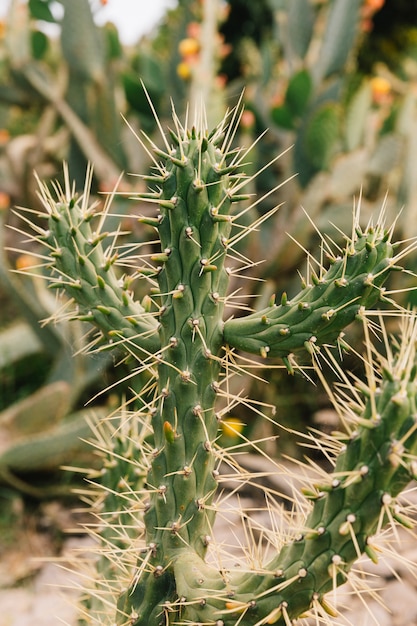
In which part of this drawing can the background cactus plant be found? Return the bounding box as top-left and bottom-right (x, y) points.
(17, 94), (417, 626)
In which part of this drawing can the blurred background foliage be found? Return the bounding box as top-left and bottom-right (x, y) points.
(0, 0), (417, 496)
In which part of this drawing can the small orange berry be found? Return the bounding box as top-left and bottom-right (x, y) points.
(186, 22), (200, 39)
(15, 253), (38, 270)
(240, 110), (256, 130)
(361, 17), (374, 33)
(366, 0), (384, 9)
(370, 76), (391, 104)
(221, 417), (245, 438)
(0, 129), (9, 145)
(0, 191), (10, 210)
(178, 37), (200, 58)
(215, 74), (227, 89)
(177, 61), (192, 81)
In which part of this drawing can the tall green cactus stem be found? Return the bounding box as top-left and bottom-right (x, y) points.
(116, 115), (244, 623)
(24, 106), (417, 625)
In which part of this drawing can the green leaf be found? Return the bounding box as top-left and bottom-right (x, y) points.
(315, 0), (362, 81)
(122, 73), (158, 132)
(285, 70), (312, 118)
(104, 22), (123, 61)
(132, 52), (165, 96)
(345, 80), (372, 151)
(31, 30), (49, 59)
(28, 0), (55, 23)
(271, 104), (294, 130)
(368, 133), (402, 176)
(60, 0), (105, 81)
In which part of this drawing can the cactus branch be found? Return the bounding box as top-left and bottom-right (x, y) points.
(170, 313), (417, 626)
(25, 164), (160, 360)
(223, 217), (397, 361)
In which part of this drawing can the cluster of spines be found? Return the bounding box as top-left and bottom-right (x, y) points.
(64, 401), (152, 626)
(24, 166), (160, 361)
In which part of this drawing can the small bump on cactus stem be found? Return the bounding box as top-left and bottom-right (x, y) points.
(338, 513), (357, 536)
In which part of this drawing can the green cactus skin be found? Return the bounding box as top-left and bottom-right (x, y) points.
(115, 121), (237, 625)
(77, 408), (150, 626)
(25, 107), (417, 626)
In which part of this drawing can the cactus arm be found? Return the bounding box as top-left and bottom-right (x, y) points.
(78, 409), (151, 625)
(173, 316), (417, 625)
(223, 226), (396, 361)
(33, 169), (160, 360)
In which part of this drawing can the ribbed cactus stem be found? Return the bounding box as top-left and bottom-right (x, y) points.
(117, 119), (237, 624)
(146, 133), (231, 548)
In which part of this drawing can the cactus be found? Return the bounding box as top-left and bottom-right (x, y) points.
(0, 205), (117, 492)
(252, 0), (365, 186)
(18, 100), (417, 625)
(215, 0), (413, 315)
